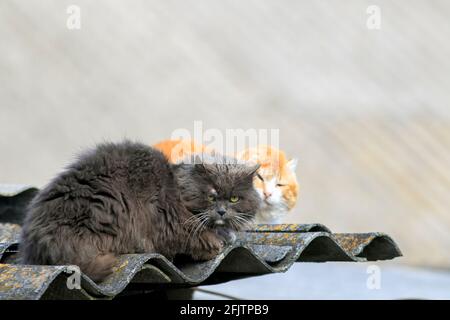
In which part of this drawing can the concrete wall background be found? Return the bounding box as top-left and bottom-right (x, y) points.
(1, 1), (449, 267)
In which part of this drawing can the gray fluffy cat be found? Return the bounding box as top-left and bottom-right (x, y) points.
(20, 141), (260, 282)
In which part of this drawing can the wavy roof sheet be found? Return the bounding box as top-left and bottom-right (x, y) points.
(0, 185), (402, 300)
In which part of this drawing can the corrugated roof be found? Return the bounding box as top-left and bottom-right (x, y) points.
(0, 185), (402, 300)
(0, 223), (401, 300)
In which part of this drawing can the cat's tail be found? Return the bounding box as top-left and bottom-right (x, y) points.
(80, 254), (117, 282)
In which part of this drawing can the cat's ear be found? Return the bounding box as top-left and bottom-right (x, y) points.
(287, 158), (298, 172)
(245, 163), (261, 178)
(194, 163), (214, 176)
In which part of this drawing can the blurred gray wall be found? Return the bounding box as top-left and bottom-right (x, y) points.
(1, 0), (449, 268)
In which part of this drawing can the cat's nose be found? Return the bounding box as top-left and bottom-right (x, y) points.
(217, 208), (226, 216)
(263, 191), (272, 199)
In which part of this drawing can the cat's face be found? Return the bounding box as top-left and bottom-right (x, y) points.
(253, 159), (298, 212)
(174, 161), (261, 231)
(237, 146), (299, 223)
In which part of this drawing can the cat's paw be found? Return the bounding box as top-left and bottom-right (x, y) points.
(191, 230), (224, 261)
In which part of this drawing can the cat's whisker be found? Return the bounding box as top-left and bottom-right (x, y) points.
(189, 216), (209, 247)
(183, 214), (210, 252)
(235, 213), (252, 222)
(234, 220), (249, 231)
(230, 218), (244, 232)
(229, 216), (242, 229)
(235, 217), (249, 225)
(183, 213), (210, 234)
(182, 213), (204, 226)
(184, 215), (205, 239)
(191, 216), (207, 235)
(183, 218), (201, 228)
(237, 214), (256, 225)
(182, 216), (197, 225)
(196, 217), (210, 237)
(233, 215), (248, 223)
(183, 218), (201, 250)
(233, 215), (254, 231)
(237, 212), (254, 218)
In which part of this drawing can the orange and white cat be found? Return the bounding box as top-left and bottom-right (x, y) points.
(153, 140), (299, 224)
(237, 146), (298, 224)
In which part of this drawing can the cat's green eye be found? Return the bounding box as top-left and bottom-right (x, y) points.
(230, 196), (239, 203)
(207, 195), (216, 202)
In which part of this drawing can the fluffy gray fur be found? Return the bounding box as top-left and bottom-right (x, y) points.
(20, 141), (260, 282)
